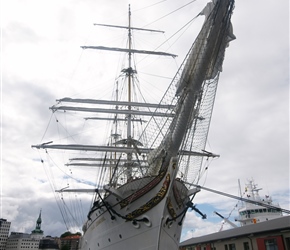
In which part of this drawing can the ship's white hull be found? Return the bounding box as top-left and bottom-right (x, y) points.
(80, 206), (181, 250)
(80, 158), (189, 250)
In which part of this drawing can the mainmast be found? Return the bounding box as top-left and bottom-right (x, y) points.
(32, 5), (176, 182)
(126, 5), (133, 179)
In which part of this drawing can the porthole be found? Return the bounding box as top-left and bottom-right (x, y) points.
(142, 215), (152, 227)
(132, 220), (140, 229)
(164, 215), (173, 228)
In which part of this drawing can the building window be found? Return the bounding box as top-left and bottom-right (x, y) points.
(229, 243), (236, 250)
(224, 245), (228, 250)
(243, 242), (250, 250)
(264, 239), (278, 250)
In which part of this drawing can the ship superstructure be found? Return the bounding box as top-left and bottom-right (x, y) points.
(236, 180), (283, 226)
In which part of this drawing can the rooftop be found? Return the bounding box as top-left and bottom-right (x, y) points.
(180, 215), (290, 247)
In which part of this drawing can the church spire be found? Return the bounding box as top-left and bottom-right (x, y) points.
(31, 210), (44, 235)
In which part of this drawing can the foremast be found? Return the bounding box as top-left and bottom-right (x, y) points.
(146, 0), (235, 178)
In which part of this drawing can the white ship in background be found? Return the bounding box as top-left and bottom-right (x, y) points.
(214, 179), (285, 231)
(235, 179), (283, 226)
(32, 0), (236, 249)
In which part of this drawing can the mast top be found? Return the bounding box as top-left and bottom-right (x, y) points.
(93, 23), (165, 34)
(94, 4), (164, 34)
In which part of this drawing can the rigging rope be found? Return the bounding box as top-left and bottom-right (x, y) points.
(40, 112), (54, 142)
(40, 153), (70, 231)
(133, 0), (167, 12)
(143, 0), (198, 28)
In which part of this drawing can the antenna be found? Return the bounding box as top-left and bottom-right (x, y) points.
(238, 179), (244, 206)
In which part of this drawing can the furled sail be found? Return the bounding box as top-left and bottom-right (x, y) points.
(144, 0), (235, 182)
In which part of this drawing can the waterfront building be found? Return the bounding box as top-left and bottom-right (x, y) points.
(60, 235), (80, 250)
(6, 211), (44, 250)
(179, 216), (290, 250)
(0, 219), (11, 250)
(5, 232), (40, 250)
(39, 237), (59, 250)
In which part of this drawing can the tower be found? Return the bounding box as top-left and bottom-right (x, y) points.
(31, 210), (43, 238)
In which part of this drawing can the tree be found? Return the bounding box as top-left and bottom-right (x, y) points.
(60, 231), (82, 238)
(60, 231), (72, 238)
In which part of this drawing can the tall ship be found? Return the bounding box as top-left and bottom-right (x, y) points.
(32, 0), (236, 249)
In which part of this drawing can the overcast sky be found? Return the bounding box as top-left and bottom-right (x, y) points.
(1, 0), (289, 243)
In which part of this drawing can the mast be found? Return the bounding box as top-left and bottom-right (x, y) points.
(126, 4), (133, 179)
(238, 179), (244, 206)
(149, 0), (236, 169)
(32, 5), (176, 183)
